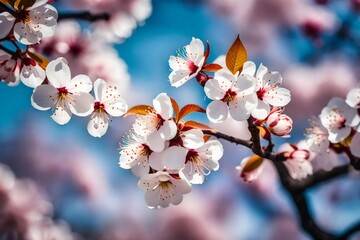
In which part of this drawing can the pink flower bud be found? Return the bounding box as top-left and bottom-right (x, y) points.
(267, 112), (293, 137)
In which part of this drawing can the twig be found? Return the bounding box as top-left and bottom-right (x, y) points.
(58, 11), (110, 22)
(202, 130), (252, 148)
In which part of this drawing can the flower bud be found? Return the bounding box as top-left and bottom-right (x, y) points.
(267, 112), (293, 137)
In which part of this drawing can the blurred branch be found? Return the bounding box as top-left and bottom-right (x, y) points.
(336, 221), (360, 240)
(202, 130), (252, 148)
(58, 11), (110, 22)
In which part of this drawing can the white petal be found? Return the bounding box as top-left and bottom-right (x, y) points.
(149, 152), (165, 171)
(105, 98), (128, 117)
(13, 22), (41, 45)
(28, 0), (48, 9)
(180, 164), (205, 184)
(51, 105), (72, 125)
(162, 146), (187, 170)
(206, 100), (229, 123)
(46, 57), (71, 88)
(264, 87), (291, 107)
(229, 95), (257, 121)
(153, 93), (173, 119)
(93, 78), (107, 102)
(146, 132), (166, 152)
(235, 74), (256, 95)
(20, 63), (45, 88)
(69, 92), (95, 117)
(186, 37), (204, 64)
(251, 100), (270, 120)
(173, 178), (191, 194)
(346, 87), (360, 108)
(137, 173), (159, 191)
(204, 78), (230, 100)
(158, 120), (177, 140)
(31, 84), (57, 110)
(181, 129), (204, 149)
(169, 56), (188, 71)
(169, 69), (191, 88)
(87, 113), (109, 138)
(255, 63), (268, 89)
(328, 127), (351, 143)
(197, 140), (224, 162)
(131, 159), (150, 177)
(66, 74), (92, 93)
(241, 61), (256, 76)
(0, 12), (15, 39)
(263, 71), (282, 86)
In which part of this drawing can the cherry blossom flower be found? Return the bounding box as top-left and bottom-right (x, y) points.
(10, 0), (58, 45)
(266, 110), (293, 137)
(87, 78), (128, 137)
(242, 61), (291, 120)
(119, 132), (152, 177)
(236, 155), (264, 182)
(0, 12), (15, 39)
(278, 143), (313, 180)
(20, 57), (46, 88)
(306, 117), (330, 153)
(181, 140), (223, 184)
(169, 37), (205, 87)
(0, 50), (20, 86)
(204, 67), (257, 123)
(346, 87), (360, 109)
(133, 93), (177, 152)
(138, 171), (191, 208)
(31, 57), (94, 125)
(319, 97), (360, 143)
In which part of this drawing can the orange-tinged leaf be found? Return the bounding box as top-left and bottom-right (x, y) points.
(225, 35), (247, 75)
(124, 105), (153, 117)
(184, 120), (212, 130)
(258, 126), (271, 140)
(203, 63), (222, 72)
(178, 104), (206, 121)
(170, 98), (180, 122)
(242, 155), (263, 173)
(27, 51), (49, 70)
(203, 135), (211, 142)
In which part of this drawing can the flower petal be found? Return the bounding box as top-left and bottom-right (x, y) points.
(153, 93), (173, 119)
(161, 146), (187, 170)
(13, 22), (41, 45)
(346, 87), (360, 108)
(240, 61), (256, 76)
(51, 105), (72, 125)
(69, 92), (95, 117)
(20, 63), (46, 88)
(181, 129), (204, 149)
(66, 74), (92, 93)
(146, 132), (166, 152)
(46, 57), (71, 88)
(229, 95), (257, 121)
(264, 87), (291, 107)
(206, 100), (228, 123)
(186, 37), (204, 65)
(31, 84), (57, 110)
(87, 113), (109, 138)
(158, 120), (177, 140)
(105, 98), (128, 117)
(251, 100), (270, 120)
(0, 12), (15, 39)
(169, 69), (191, 88)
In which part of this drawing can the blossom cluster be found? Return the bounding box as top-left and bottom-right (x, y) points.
(119, 92), (224, 208)
(0, 164), (79, 239)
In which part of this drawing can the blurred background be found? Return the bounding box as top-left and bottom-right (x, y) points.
(0, 0), (360, 239)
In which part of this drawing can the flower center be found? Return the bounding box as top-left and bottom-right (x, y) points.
(187, 60), (199, 76)
(18, 10), (31, 24)
(159, 180), (172, 189)
(221, 89), (237, 104)
(329, 109), (346, 129)
(185, 150), (200, 164)
(155, 114), (165, 130)
(94, 101), (107, 113)
(57, 87), (69, 100)
(140, 144), (152, 156)
(256, 88), (267, 101)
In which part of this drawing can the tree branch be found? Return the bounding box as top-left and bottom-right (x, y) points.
(202, 130), (252, 148)
(58, 11), (110, 22)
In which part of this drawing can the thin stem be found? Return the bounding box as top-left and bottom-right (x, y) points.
(58, 11), (110, 22)
(202, 130), (252, 148)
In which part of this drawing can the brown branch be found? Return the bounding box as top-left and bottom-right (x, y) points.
(202, 130), (252, 148)
(58, 11), (110, 22)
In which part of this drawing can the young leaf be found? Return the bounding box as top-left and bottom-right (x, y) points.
(203, 63), (222, 72)
(242, 155), (263, 173)
(124, 105), (153, 117)
(27, 51), (49, 70)
(203, 135), (211, 142)
(184, 120), (212, 130)
(171, 98), (180, 122)
(226, 35), (247, 75)
(178, 104), (206, 121)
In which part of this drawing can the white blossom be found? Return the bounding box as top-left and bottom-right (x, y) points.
(20, 57), (46, 88)
(236, 155), (264, 183)
(169, 37), (205, 87)
(0, 11), (15, 39)
(346, 87), (360, 109)
(319, 97), (360, 143)
(0, 50), (20, 86)
(11, 0), (58, 45)
(31, 57), (94, 125)
(138, 171), (191, 208)
(87, 78), (128, 138)
(306, 117), (329, 153)
(204, 68), (257, 123)
(266, 110), (293, 137)
(133, 93), (177, 152)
